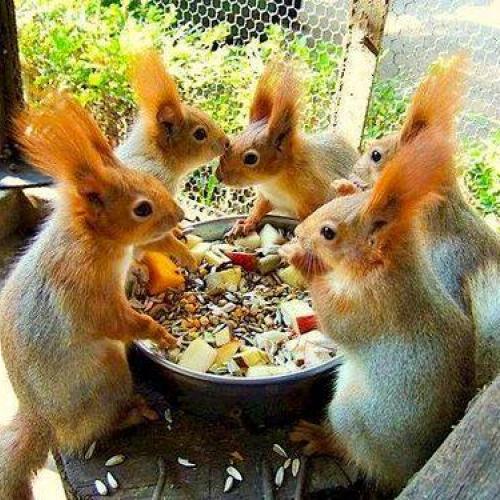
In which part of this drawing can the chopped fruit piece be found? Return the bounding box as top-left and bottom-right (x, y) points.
(213, 243), (235, 254)
(213, 340), (240, 366)
(206, 268), (242, 295)
(185, 233), (203, 249)
(190, 242), (212, 265)
(286, 330), (336, 352)
(246, 365), (289, 377)
(178, 338), (217, 373)
(203, 331), (216, 344)
(257, 254), (282, 275)
(226, 251), (258, 272)
(304, 343), (333, 367)
(204, 249), (231, 266)
(215, 327), (232, 347)
(259, 224), (285, 247)
(141, 251), (185, 295)
(234, 348), (270, 368)
(234, 231), (261, 250)
(280, 300), (317, 334)
(255, 330), (289, 349)
(277, 266), (307, 289)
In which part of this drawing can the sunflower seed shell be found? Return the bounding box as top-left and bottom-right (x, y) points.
(177, 457), (196, 468)
(292, 458), (300, 477)
(224, 475), (234, 493)
(272, 443), (288, 458)
(95, 479), (108, 496)
(84, 441), (96, 460)
(275, 466), (285, 487)
(105, 454), (125, 467)
(227, 465), (243, 481)
(106, 471), (118, 490)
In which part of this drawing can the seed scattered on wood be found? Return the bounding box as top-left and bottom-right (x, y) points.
(272, 443), (288, 458)
(84, 441), (96, 460)
(292, 458), (300, 477)
(227, 466), (243, 481)
(105, 454), (125, 467)
(224, 475), (234, 493)
(177, 457), (196, 468)
(106, 472), (118, 490)
(283, 458), (291, 469)
(275, 466), (285, 487)
(95, 479), (108, 496)
(164, 408), (173, 424)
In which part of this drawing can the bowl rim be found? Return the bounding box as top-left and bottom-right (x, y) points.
(134, 214), (341, 386)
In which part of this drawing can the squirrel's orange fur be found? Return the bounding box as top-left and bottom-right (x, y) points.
(0, 95), (183, 499)
(216, 61), (359, 236)
(285, 122), (475, 493)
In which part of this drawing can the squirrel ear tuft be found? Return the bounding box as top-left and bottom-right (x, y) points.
(249, 61), (282, 123)
(14, 94), (115, 183)
(363, 125), (455, 245)
(131, 49), (184, 128)
(400, 52), (468, 145)
(267, 65), (301, 151)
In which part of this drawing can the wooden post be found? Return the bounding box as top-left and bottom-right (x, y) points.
(333, 0), (390, 150)
(398, 376), (500, 499)
(0, 0), (23, 151)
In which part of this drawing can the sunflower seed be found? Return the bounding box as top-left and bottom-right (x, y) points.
(177, 457), (196, 468)
(106, 472), (118, 490)
(283, 458), (291, 469)
(164, 408), (173, 424)
(275, 466), (285, 487)
(84, 441), (96, 460)
(272, 443), (288, 458)
(227, 466), (243, 481)
(95, 479), (108, 496)
(224, 475), (234, 493)
(292, 458), (300, 477)
(105, 454), (125, 467)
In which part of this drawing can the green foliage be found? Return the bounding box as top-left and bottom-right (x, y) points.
(16, 0), (499, 218)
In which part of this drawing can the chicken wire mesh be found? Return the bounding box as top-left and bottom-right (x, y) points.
(166, 0), (352, 215)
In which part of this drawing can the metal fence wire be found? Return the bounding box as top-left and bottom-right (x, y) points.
(16, 0), (500, 218)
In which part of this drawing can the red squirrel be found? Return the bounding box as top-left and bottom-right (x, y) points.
(283, 122), (475, 493)
(216, 61), (359, 235)
(0, 96), (181, 499)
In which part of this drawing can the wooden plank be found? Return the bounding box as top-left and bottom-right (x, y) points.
(0, 0), (23, 150)
(398, 376), (500, 500)
(333, 0), (390, 149)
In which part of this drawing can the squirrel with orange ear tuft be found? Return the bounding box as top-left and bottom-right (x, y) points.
(116, 49), (229, 269)
(216, 61), (359, 236)
(350, 53), (500, 387)
(0, 95), (183, 499)
(285, 121), (475, 494)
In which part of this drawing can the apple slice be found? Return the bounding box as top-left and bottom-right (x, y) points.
(178, 338), (217, 373)
(234, 231), (261, 251)
(205, 267), (242, 295)
(277, 265), (307, 289)
(259, 224), (285, 247)
(212, 339), (240, 367)
(226, 251), (258, 272)
(190, 242), (212, 265)
(214, 326), (232, 347)
(257, 254), (281, 275)
(185, 233), (203, 249)
(233, 348), (270, 368)
(204, 249), (231, 267)
(280, 299), (317, 334)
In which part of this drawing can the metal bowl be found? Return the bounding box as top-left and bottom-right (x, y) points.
(130, 215), (340, 427)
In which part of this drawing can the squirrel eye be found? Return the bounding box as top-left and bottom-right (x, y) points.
(320, 226), (336, 241)
(243, 150), (259, 166)
(193, 126), (208, 141)
(371, 149), (382, 163)
(133, 200), (153, 219)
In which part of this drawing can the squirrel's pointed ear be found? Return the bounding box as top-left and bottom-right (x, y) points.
(131, 50), (184, 133)
(267, 65), (301, 151)
(249, 61), (281, 123)
(363, 125), (454, 248)
(400, 52), (468, 145)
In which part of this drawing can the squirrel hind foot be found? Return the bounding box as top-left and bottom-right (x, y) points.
(290, 420), (340, 457)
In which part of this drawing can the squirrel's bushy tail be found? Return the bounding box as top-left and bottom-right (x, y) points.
(0, 412), (52, 500)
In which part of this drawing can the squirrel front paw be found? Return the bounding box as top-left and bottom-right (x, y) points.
(331, 179), (361, 197)
(227, 218), (257, 237)
(146, 320), (177, 349)
(290, 420), (340, 457)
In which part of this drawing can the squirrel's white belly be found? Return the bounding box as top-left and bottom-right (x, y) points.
(258, 183), (297, 218)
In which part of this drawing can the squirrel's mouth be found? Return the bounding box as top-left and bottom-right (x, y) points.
(280, 241), (329, 278)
